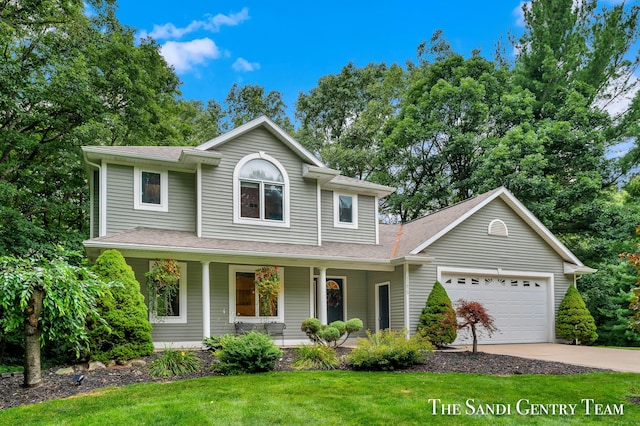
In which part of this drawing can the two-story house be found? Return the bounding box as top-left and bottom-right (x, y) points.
(82, 116), (594, 347)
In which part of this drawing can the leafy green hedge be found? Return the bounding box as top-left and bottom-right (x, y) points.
(214, 332), (283, 375)
(348, 329), (432, 371)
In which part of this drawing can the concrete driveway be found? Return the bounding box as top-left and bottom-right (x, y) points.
(457, 343), (640, 373)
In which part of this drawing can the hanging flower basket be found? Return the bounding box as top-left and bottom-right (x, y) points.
(254, 266), (281, 316)
(146, 259), (181, 317)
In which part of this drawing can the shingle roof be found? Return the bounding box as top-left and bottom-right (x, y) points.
(85, 188), (531, 267)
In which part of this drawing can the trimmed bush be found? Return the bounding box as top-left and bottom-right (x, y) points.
(556, 286), (598, 345)
(417, 281), (457, 347)
(214, 332), (283, 375)
(347, 329), (432, 371)
(291, 344), (339, 370)
(149, 349), (201, 378)
(301, 317), (363, 347)
(88, 250), (154, 363)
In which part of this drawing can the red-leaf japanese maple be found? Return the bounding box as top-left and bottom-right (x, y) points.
(455, 299), (498, 354)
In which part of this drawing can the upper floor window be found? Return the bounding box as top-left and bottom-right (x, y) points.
(333, 192), (358, 229)
(233, 153), (290, 227)
(134, 167), (168, 212)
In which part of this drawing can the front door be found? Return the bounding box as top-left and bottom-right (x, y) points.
(376, 283), (390, 331)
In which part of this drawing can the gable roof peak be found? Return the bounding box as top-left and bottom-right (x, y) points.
(196, 115), (324, 168)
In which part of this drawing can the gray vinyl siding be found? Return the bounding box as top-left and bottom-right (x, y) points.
(92, 170), (99, 238)
(321, 191), (377, 244)
(367, 267), (405, 331)
(406, 198), (573, 336)
(200, 127), (318, 245)
(283, 266), (313, 340)
(129, 258), (204, 343)
(105, 164), (196, 235)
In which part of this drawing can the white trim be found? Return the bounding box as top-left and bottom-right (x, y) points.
(149, 261), (187, 324)
(488, 219), (508, 236)
(374, 282), (390, 332)
(134, 167), (168, 212)
(409, 187), (584, 266)
(99, 160), (107, 237)
(196, 115), (325, 168)
(318, 268), (328, 325)
(317, 181), (322, 246)
(232, 152), (290, 228)
(228, 264), (284, 323)
(333, 192), (358, 229)
(437, 266), (555, 342)
(201, 261), (211, 338)
(197, 163), (202, 238)
(404, 263), (410, 337)
(375, 196), (380, 245)
(309, 267), (315, 317)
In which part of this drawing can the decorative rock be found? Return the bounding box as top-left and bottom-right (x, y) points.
(129, 359), (147, 368)
(88, 361), (106, 371)
(55, 367), (75, 375)
(106, 360), (116, 368)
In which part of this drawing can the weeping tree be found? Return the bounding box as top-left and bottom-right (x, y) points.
(0, 254), (109, 387)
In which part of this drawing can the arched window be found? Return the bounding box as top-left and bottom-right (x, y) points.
(233, 153), (290, 226)
(488, 219), (508, 236)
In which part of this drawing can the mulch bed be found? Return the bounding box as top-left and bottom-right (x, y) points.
(0, 348), (618, 410)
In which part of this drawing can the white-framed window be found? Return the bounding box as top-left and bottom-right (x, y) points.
(229, 265), (284, 323)
(134, 167), (168, 212)
(333, 192), (358, 229)
(148, 261), (187, 324)
(233, 153), (290, 227)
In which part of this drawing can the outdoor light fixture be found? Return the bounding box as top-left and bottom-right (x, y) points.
(72, 374), (84, 386)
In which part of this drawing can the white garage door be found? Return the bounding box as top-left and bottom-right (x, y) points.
(442, 274), (548, 344)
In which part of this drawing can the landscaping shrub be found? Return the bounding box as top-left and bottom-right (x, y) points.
(347, 329), (432, 371)
(88, 249), (154, 363)
(214, 332), (283, 375)
(148, 349), (201, 378)
(417, 281), (457, 347)
(556, 286), (598, 345)
(301, 317), (363, 347)
(203, 335), (228, 352)
(291, 344), (339, 370)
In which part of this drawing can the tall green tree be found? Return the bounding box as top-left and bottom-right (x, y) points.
(381, 45), (509, 221)
(296, 62), (405, 180)
(0, 0), (182, 256)
(481, 0), (640, 233)
(225, 83), (293, 132)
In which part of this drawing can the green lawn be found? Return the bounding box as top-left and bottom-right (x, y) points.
(1, 371), (638, 425)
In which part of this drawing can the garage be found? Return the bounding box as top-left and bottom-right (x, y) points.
(442, 273), (550, 344)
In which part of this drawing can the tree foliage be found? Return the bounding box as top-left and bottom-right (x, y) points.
(296, 62), (405, 180)
(556, 285), (598, 345)
(0, 252), (109, 387)
(88, 249), (154, 363)
(455, 299), (498, 354)
(417, 281), (457, 347)
(225, 83), (293, 132)
(0, 0), (181, 256)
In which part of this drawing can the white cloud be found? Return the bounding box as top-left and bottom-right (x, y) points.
(160, 38), (221, 73)
(513, 1), (527, 27)
(232, 57), (261, 72)
(140, 7), (250, 40)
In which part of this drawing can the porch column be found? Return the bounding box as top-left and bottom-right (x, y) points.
(201, 261), (211, 339)
(318, 267), (328, 325)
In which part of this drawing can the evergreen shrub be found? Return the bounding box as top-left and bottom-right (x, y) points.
(416, 281), (457, 347)
(556, 285), (598, 345)
(88, 249), (154, 363)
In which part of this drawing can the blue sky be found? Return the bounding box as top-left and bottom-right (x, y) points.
(114, 1), (633, 115)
